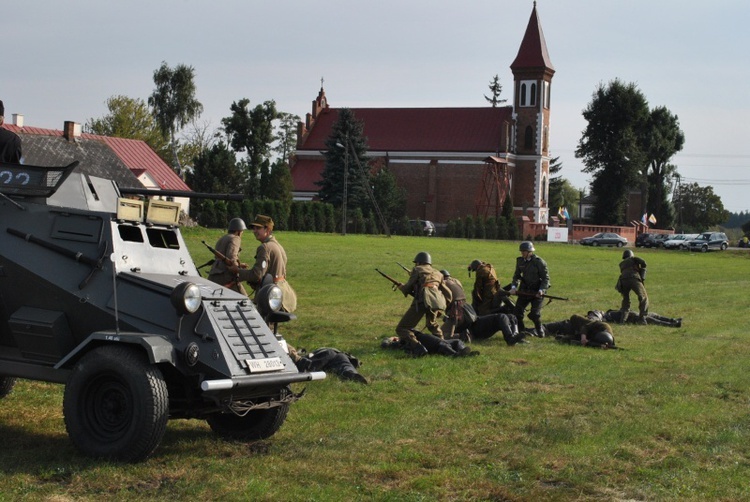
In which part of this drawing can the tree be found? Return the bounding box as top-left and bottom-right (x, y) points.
(317, 108), (370, 213)
(265, 159), (293, 208)
(85, 95), (170, 161)
(576, 80), (650, 225)
(370, 163), (406, 224)
(676, 183), (729, 232)
(273, 112), (301, 164)
(187, 141), (242, 195)
(484, 75), (507, 107)
(148, 62), (203, 177)
(547, 156), (579, 218)
(221, 99), (278, 198)
(642, 107), (684, 227)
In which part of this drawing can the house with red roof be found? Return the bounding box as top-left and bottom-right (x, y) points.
(3, 117), (192, 214)
(291, 2), (554, 224)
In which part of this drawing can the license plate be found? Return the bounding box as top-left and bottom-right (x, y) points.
(246, 357), (284, 373)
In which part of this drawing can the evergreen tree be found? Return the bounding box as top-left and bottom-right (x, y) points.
(484, 75), (507, 107)
(187, 142), (242, 194)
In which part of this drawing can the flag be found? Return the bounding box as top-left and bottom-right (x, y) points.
(563, 207), (571, 220)
(648, 214), (657, 224)
(557, 206), (565, 220)
(641, 213), (648, 225)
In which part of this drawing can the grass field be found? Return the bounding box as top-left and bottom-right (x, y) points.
(1, 229), (749, 501)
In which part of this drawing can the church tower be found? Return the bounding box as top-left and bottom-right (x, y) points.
(510, 2), (555, 223)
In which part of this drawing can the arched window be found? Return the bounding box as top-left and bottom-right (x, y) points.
(520, 83), (527, 107)
(530, 83), (537, 106)
(524, 126), (534, 149)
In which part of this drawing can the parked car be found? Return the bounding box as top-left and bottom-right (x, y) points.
(652, 233), (672, 248)
(663, 234), (698, 250)
(636, 233), (657, 248)
(687, 232), (729, 252)
(408, 219), (435, 236)
(579, 232), (628, 247)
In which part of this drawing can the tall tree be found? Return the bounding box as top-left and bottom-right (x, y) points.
(221, 99), (278, 198)
(186, 141), (242, 195)
(148, 62), (203, 177)
(642, 107), (684, 227)
(484, 75), (507, 107)
(85, 95), (170, 161)
(675, 182), (729, 232)
(576, 79), (650, 224)
(370, 162), (406, 224)
(317, 108), (370, 211)
(266, 159), (293, 208)
(273, 112), (301, 163)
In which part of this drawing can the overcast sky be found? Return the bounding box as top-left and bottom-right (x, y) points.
(4, 0), (749, 213)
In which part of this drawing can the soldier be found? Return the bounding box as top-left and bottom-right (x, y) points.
(237, 214), (297, 313)
(394, 252), (452, 357)
(468, 259), (501, 315)
(588, 309), (682, 328)
(545, 314), (617, 349)
(207, 217), (248, 295)
(510, 241), (550, 337)
(290, 346), (368, 384)
(381, 330), (478, 357)
(468, 312), (529, 346)
(617, 249), (648, 324)
(440, 269), (470, 340)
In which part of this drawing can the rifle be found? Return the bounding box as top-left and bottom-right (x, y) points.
(202, 240), (246, 269)
(376, 268), (416, 297)
(396, 262), (411, 274)
(497, 288), (570, 303)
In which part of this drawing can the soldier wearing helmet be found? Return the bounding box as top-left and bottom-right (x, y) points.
(394, 251), (453, 356)
(467, 259), (501, 316)
(510, 241), (550, 337)
(617, 249), (648, 324)
(207, 217), (248, 295)
(545, 314), (617, 349)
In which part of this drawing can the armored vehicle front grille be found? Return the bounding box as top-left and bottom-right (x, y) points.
(209, 303), (280, 361)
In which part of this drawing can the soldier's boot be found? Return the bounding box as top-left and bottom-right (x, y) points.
(637, 313), (648, 325)
(407, 342), (428, 358)
(533, 322), (546, 338)
(619, 311), (630, 324)
(436, 342), (458, 357)
(341, 370), (369, 384)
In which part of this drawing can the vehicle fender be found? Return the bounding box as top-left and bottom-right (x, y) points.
(54, 332), (176, 370)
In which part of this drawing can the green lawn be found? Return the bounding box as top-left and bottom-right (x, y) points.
(1, 229), (749, 501)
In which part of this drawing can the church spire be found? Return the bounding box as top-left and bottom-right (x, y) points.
(510, 2), (554, 74)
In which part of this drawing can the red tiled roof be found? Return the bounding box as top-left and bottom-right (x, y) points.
(510, 3), (554, 72)
(298, 107), (513, 153)
(101, 136), (190, 191)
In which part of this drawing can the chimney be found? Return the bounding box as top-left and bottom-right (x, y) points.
(63, 121), (81, 141)
(12, 114), (23, 127)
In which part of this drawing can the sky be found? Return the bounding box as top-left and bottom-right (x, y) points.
(3, 0), (749, 213)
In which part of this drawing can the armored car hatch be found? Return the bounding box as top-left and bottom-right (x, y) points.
(0, 162), (324, 462)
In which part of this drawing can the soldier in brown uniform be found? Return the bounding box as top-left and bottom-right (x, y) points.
(617, 249), (648, 323)
(439, 269), (470, 340)
(395, 252), (452, 356)
(468, 259), (501, 315)
(207, 217), (248, 295)
(237, 214), (297, 313)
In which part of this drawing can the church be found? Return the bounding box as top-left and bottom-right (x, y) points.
(290, 2), (554, 225)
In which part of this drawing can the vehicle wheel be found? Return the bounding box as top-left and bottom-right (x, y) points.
(63, 345), (169, 462)
(679, 244), (685, 250)
(593, 242), (600, 247)
(0, 376), (16, 398)
(207, 386), (291, 441)
(616, 242), (623, 248)
(721, 243), (728, 251)
(701, 245), (708, 253)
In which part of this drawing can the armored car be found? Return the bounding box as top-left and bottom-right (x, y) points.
(0, 162), (324, 461)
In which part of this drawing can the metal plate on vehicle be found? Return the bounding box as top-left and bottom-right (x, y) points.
(246, 357), (284, 373)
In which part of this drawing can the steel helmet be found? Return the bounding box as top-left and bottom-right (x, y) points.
(440, 269), (450, 278)
(622, 249), (634, 259)
(591, 331), (615, 348)
(468, 259), (482, 272)
(228, 217), (247, 232)
(519, 241), (535, 252)
(413, 251), (432, 264)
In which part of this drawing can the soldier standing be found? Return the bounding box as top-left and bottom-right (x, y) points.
(395, 252), (452, 356)
(238, 214), (297, 313)
(468, 259), (501, 315)
(207, 217), (248, 295)
(439, 269), (469, 340)
(617, 249), (648, 323)
(510, 241), (550, 337)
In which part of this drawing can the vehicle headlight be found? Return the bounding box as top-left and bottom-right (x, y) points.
(255, 283), (283, 317)
(171, 282), (202, 315)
